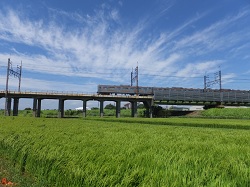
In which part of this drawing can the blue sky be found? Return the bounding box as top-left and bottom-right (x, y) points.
(0, 0), (250, 109)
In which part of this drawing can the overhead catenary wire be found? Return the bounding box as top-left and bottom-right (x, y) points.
(140, 74), (203, 79)
(2, 70), (250, 83)
(2, 62), (250, 86)
(0, 64), (215, 78)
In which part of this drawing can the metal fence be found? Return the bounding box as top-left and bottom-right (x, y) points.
(154, 89), (250, 103)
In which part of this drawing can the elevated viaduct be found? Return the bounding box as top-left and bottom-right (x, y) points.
(1, 87), (250, 118)
(0, 91), (153, 118)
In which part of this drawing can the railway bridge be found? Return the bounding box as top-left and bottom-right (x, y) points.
(0, 91), (154, 118)
(1, 86), (250, 118)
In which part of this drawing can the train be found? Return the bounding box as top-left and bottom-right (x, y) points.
(97, 84), (242, 96)
(97, 85), (250, 103)
(97, 85), (154, 96)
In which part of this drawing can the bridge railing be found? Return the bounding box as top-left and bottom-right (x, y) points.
(154, 89), (250, 103)
(3, 89), (250, 102)
(2, 90), (91, 96)
(0, 90), (153, 99)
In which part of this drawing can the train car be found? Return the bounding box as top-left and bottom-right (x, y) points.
(97, 85), (133, 95)
(138, 86), (154, 95)
(98, 85), (250, 103)
(97, 85), (154, 96)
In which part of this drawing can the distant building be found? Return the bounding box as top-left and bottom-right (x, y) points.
(168, 105), (204, 111)
(124, 103), (131, 109)
(188, 106), (204, 111)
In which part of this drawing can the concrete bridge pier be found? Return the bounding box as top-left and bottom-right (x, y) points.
(143, 100), (153, 118)
(5, 97), (12, 116)
(33, 98), (42, 117)
(33, 98), (37, 117)
(99, 100), (104, 117)
(37, 99), (42, 117)
(13, 98), (19, 116)
(82, 100), (87, 118)
(148, 107), (153, 118)
(58, 99), (65, 118)
(116, 101), (121, 118)
(131, 101), (138, 117)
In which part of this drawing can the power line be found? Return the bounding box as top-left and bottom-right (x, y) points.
(4, 64), (207, 78)
(140, 74), (203, 79)
(233, 78), (250, 81)
(3, 63), (250, 81)
(3, 61), (250, 86)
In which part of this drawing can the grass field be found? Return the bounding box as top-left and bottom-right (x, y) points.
(2, 107), (250, 119)
(0, 150), (36, 187)
(201, 108), (250, 119)
(0, 116), (250, 186)
(0, 108), (145, 118)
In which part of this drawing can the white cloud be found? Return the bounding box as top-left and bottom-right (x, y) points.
(110, 9), (120, 21)
(0, 74), (96, 93)
(118, 1), (123, 7)
(172, 8), (250, 55)
(0, 5), (249, 92)
(176, 60), (223, 77)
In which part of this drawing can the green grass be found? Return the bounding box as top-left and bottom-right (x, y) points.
(0, 109), (146, 118)
(89, 117), (250, 130)
(0, 117), (250, 186)
(0, 150), (38, 187)
(201, 108), (250, 119)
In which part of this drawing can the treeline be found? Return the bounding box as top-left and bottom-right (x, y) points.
(0, 105), (172, 118)
(2, 107), (250, 119)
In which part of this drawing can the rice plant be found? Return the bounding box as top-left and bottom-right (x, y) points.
(0, 116), (250, 186)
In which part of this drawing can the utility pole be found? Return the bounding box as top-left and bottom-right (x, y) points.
(204, 74), (208, 90)
(219, 70), (222, 91)
(131, 68), (133, 86)
(18, 61), (22, 92)
(204, 70), (221, 90)
(204, 70), (222, 105)
(5, 59), (11, 116)
(5, 59), (10, 96)
(5, 58), (22, 116)
(131, 63), (139, 95)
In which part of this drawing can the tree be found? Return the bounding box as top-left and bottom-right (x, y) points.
(137, 104), (145, 109)
(104, 104), (116, 110)
(152, 105), (171, 118)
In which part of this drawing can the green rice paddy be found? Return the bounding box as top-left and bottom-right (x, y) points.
(0, 116), (250, 186)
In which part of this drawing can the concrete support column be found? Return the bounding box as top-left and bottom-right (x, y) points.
(116, 101), (121, 118)
(143, 100), (153, 118)
(145, 106), (153, 118)
(37, 99), (42, 117)
(82, 100), (87, 118)
(100, 100), (104, 117)
(13, 98), (19, 116)
(145, 107), (149, 118)
(131, 101), (137, 117)
(33, 98), (37, 117)
(5, 97), (12, 116)
(149, 106), (153, 118)
(58, 99), (65, 118)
